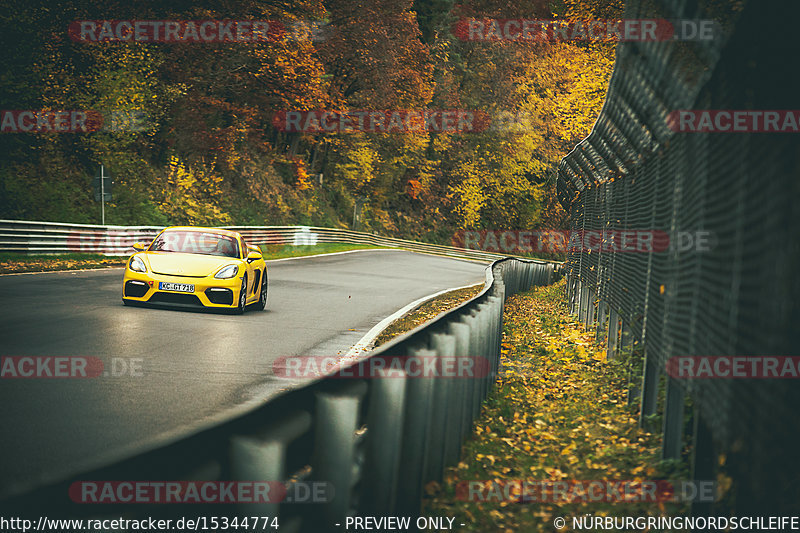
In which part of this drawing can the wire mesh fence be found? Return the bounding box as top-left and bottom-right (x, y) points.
(557, 0), (800, 514)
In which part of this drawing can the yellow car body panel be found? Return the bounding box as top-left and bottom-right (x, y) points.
(122, 226), (268, 313)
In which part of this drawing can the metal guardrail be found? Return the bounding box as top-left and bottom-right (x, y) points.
(0, 219), (562, 264)
(0, 257), (557, 531)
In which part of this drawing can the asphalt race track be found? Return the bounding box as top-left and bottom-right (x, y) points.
(0, 250), (487, 498)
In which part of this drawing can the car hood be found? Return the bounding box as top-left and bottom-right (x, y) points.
(145, 252), (238, 277)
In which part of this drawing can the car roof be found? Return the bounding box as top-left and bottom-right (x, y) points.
(161, 226), (241, 238)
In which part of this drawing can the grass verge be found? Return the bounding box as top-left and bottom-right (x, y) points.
(373, 283), (485, 347)
(423, 278), (692, 532)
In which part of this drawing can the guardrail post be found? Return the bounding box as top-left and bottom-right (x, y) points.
(427, 333), (457, 481)
(396, 347), (436, 515)
(486, 295), (503, 383)
(465, 309), (485, 420)
(449, 321), (472, 447)
(311, 381), (368, 527)
(360, 369), (407, 516)
(229, 411), (312, 520)
(477, 301), (494, 403)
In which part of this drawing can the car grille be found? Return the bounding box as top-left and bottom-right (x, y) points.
(150, 271), (205, 278)
(148, 292), (203, 306)
(124, 280), (149, 298)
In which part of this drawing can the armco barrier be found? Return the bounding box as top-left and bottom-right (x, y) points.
(0, 258), (555, 531)
(0, 219), (560, 265)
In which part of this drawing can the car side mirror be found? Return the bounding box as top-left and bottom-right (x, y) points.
(132, 242), (147, 251)
(246, 250), (263, 263)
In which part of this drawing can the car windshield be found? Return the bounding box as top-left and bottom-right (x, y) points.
(149, 231), (239, 258)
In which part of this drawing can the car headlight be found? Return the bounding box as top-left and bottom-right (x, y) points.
(215, 264), (239, 279)
(129, 255), (147, 273)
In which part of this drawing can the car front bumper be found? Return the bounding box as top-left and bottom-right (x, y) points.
(122, 269), (244, 309)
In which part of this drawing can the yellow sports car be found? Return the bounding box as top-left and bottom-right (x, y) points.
(122, 226), (268, 314)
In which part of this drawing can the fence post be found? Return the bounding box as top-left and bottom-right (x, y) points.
(661, 378), (684, 459)
(578, 282), (588, 321)
(595, 300), (608, 344)
(638, 351), (659, 429)
(606, 308), (619, 361)
(690, 408), (715, 516)
(585, 289), (596, 327)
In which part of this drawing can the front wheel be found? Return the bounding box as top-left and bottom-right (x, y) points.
(234, 275), (247, 315)
(256, 270), (268, 310)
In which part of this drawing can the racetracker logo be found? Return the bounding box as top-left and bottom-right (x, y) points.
(667, 110), (800, 133)
(68, 20), (329, 43)
(0, 110), (147, 133)
(0, 356), (143, 378)
(452, 230), (715, 254)
(273, 355), (491, 379)
(69, 481), (332, 504)
(666, 356), (800, 379)
(453, 19), (718, 42)
(457, 480), (717, 503)
(273, 110), (491, 133)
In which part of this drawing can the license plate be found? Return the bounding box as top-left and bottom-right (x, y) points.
(159, 282), (194, 293)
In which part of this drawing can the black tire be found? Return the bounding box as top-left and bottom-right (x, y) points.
(234, 275), (247, 315)
(256, 269), (268, 310)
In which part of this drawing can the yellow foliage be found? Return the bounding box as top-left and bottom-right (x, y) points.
(158, 156), (231, 226)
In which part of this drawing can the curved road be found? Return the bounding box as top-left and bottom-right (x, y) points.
(0, 250), (487, 498)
